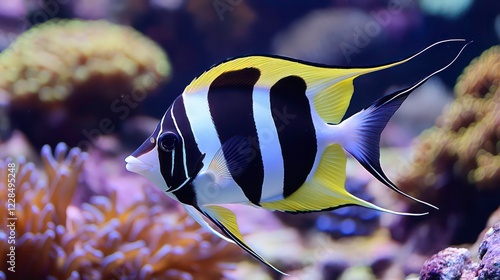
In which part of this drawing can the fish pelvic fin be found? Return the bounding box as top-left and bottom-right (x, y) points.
(200, 205), (289, 276)
(261, 144), (427, 216)
(182, 204), (235, 244)
(334, 41), (470, 210)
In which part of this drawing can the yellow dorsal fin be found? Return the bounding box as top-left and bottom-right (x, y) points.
(260, 144), (428, 216)
(201, 205), (288, 275)
(184, 39), (465, 124)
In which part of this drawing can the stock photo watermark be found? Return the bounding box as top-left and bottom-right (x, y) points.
(212, 0), (243, 21)
(5, 162), (17, 273)
(1, 0), (70, 49)
(76, 68), (163, 151)
(339, 0), (411, 63)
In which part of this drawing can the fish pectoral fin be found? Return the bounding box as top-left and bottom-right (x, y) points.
(200, 205), (288, 276)
(208, 135), (252, 184)
(261, 144), (428, 216)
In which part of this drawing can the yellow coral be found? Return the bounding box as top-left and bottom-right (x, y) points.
(455, 46), (500, 98)
(399, 45), (500, 196)
(0, 19), (170, 102)
(0, 19), (171, 149)
(0, 144), (242, 279)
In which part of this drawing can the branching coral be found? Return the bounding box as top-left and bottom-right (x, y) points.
(0, 143), (242, 279)
(390, 46), (500, 252)
(0, 19), (171, 149)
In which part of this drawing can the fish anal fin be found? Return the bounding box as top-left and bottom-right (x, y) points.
(261, 144), (357, 212)
(261, 144), (428, 216)
(201, 205), (288, 275)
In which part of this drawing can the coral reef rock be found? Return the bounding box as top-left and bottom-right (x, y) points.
(420, 247), (478, 280)
(420, 221), (500, 280)
(477, 222), (500, 279)
(0, 19), (170, 149)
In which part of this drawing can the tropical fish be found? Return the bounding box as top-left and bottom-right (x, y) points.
(125, 39), (468, 274)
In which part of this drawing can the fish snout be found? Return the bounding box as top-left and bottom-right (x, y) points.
(125, 155), (151, 173)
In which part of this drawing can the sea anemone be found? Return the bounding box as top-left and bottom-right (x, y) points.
(0, 143), (242, 279)
(0, 143), (86, 279)
(390, 45), (500, 253)
(0, 19), (171, 149)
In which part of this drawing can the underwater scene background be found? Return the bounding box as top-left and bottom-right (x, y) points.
(0, 0), (499, 279)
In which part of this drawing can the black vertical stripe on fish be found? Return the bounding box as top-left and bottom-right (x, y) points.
(159, 107), (187, 189)
(173, 183), (197, 206)
(208, 68), (263, 205)
(172, 96), (203, 178)
(158, 108), (174, 186)
(270, 75), (317, 198)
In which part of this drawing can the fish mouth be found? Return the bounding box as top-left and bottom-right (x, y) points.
(125, 155), (152, 173)
(125, 154), (170, 192)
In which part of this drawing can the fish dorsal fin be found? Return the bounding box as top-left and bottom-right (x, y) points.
(261, 144), (428, 216)
(184, 39), (465, 124)
(201, 205), (288, 275)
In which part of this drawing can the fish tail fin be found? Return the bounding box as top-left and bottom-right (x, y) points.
(334, 41), (470, 209)
(336, 88), (438, 210)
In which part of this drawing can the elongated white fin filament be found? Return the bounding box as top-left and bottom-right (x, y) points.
(336, 40), (471, 210)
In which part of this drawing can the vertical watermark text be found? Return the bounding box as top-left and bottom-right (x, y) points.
(6, 162), (17, 273)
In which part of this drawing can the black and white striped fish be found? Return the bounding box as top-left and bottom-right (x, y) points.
(125, 39), (468, 274)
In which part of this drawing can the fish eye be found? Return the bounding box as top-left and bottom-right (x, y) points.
(158, 132), (179, 152)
